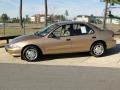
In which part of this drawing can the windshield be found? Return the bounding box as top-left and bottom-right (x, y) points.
(34, 24), (59, 36)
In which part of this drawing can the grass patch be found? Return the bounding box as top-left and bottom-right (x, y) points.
(0, 23), (44, 36)
(0, 28), (40, 36)
(0, 40), (6, 47)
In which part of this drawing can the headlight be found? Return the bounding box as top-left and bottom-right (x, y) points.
(9, 44), (20, 48)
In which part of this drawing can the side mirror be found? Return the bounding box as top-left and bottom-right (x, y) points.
(34, 31), (39, 35)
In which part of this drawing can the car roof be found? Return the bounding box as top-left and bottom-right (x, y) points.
(54, 21), (101, 31)
(55, 21), (89, 25)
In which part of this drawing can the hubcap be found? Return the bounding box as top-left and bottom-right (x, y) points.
(26, 48), (38, 60)
(93, 45), (104, 56)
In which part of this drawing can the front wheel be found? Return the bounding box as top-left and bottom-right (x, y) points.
(90, 43), (105, 57)
(22, 46), (41, 62)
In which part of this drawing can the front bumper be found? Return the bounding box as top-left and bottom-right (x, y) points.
(5, 44), (21, 57)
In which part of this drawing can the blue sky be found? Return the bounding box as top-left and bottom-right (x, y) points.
(0, 0), (120, 19)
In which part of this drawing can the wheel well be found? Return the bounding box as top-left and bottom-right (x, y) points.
(21, 44), (43, 55)
(90, 40), (107, 50)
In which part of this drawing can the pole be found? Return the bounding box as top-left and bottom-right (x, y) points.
(3, 22), (5, 36)
(23, 20), (26, 35)
(20, 0), (23, 29)
(45, 0), (48, 26)
(103, 0), (109, 29)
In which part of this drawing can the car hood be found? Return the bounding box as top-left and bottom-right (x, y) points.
(9, 34), (42, 44)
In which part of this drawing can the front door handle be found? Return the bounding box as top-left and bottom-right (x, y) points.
(66, 39), (71, 41)
(92, 36), (96, 39)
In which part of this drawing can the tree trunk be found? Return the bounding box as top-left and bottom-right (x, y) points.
(45, 0), (48, 26)
(110, 18), (112, 24)
(20, 0), (23, 29)
(103, 0), (109, 29)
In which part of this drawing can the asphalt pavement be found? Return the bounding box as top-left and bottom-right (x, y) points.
(1, 63), (120, 90)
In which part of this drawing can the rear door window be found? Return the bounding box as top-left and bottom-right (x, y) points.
(79, 24), (94, 35)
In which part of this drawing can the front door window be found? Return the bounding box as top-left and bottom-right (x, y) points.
(51, 25), (71, 38)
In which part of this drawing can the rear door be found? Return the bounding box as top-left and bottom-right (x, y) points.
(70, 23), (96, 52)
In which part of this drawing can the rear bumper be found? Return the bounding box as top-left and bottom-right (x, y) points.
(5, 44), (21, 57)
(106, 39), (116, 49)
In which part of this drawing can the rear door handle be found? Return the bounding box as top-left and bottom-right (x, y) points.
(92, 37), (96, 39)
(66, 39), (71, 41)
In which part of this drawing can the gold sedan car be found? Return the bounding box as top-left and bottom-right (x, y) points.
(5, 21), (116, 61)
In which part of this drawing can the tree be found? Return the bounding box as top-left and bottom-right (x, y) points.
(11, 18), (20, 23)
(108, 11), (114, 23)
(65, 10), (69, 20)
(90, 14), (96, 23)
(60, 15), (66, 21)
(65, 10), (69, 16)
(102, 0), (120, 29)
(109, 0), (120, 5)
(25, 15), (31, 23)
(20, 0), (23, 29)
(1, 13), (9, 36)
(54, 15), (66, 21)
(1, 14), (9, 22)
(48, 15), (66, 23)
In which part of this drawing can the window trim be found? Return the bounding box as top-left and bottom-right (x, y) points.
(48, 24), (71, 38)
(48, 23), (95, 38)
(77, 23), (95, 35)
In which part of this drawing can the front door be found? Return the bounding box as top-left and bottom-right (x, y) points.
(45, 24), (73, 54)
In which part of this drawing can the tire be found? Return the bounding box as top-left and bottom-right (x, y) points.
(90, 43), (105, 57)
(21, 46), (41, 62)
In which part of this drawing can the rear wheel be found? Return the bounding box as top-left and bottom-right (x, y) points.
(22, 46), (41, 62)
(90, 43), (105, 57)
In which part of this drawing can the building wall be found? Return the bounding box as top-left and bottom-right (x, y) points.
(30, 17), (35, 22)
(75, 16), (90, 22)
(97, 17), (120, 24)
(40, 17), (45, 23)
(75, 15), (120, 24)
(30, 15), (46, 23)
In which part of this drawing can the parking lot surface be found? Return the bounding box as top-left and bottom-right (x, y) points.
(1, 64), (120, 90)
(0, 39), (120, 68)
